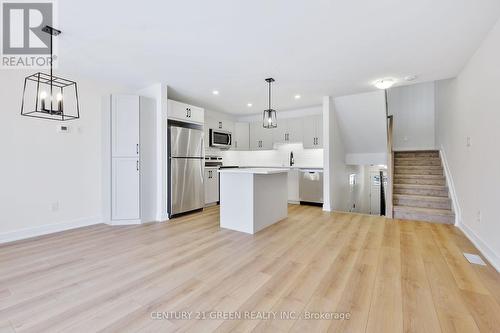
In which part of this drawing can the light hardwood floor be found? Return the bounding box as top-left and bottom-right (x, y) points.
(1, 205), (500, 332)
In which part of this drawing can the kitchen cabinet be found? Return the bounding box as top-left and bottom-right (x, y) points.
(233, 122), (249, 150)
(250, 122), (274, 150)
(287, 169), (300, 203)
(105, 94), (156, 224)
(111, 95), (139, 157)
(302, 115), (323, 149)
(112, 158), (140, 220)
(204, 168), (219, 205)
(272, 118), (303, 144)
(204, 114), (235, 149)
(168, 99), (204, 124)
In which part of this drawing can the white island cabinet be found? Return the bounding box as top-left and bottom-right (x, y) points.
(218, 168), (288, 234)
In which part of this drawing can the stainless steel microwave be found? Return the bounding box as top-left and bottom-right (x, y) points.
(209, 129), (232, 148)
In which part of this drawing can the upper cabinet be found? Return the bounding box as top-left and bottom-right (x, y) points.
(112, 95), (140, 158)
(204, 114), (235, 149)
(168, 99), (204, 125)
(272, 117), (303, 144)
(233, 122), (249, 151)
(250, 122), (274, 150)
(302, 115), (323, 149)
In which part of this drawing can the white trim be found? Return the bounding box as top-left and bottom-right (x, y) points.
(0, 216), (102, 244)
(458, 223), (500, 273)
(439, 145), (461, 226)
(106, 219), (142, 226)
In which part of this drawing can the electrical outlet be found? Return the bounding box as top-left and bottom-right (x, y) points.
(477, 210), (481, 224)
(51, 202), (59, 212)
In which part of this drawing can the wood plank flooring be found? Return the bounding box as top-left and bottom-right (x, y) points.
(1, 205), (499, 332)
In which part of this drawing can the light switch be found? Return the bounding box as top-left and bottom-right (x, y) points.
(466, 136), (471, 147)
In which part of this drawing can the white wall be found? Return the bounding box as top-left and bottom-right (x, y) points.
(236, 105), (322, 123)
(334, 91), (387, 156)
(435, 18), (500, 271)
(388, 82), (436, 150)
(222, 143), (323, 168)
(0, 70), (125, 242)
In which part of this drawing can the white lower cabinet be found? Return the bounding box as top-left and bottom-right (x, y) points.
(204, 168), (219, 205)
(287, 169), (300, 203)
(112, 158), (140, 220)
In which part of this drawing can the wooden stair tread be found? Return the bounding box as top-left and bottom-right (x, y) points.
(394, 194), (451, 202)
(394, 184), (447, 190)
(393, 205), (454, 216)
(394, 174), (445, 179)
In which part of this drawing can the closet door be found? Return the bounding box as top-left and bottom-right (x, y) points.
(111, 95), (140, 157)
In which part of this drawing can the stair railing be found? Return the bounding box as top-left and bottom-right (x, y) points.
(386, 114), (394, 218)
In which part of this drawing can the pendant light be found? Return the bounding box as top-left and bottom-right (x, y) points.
(21, 25), (80, 121)
(262, 78), (277, 128)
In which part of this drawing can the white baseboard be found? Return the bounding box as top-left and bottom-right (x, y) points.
(106, 219), (142, 226)
(457, 222), (500, 273)
(0, 216), (102, 244)
(439, 145), (462, 226)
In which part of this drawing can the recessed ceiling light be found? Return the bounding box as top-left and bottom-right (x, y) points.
(374, 79), (395, 90)
(247, 103), (253, 107)
(294, 94), (301, 99)
(212, 90), (219, 95)
(404, 75), (418, 82)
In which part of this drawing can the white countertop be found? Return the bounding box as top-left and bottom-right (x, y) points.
(218, 168), (289, 175)
(240, 165), (323, 170)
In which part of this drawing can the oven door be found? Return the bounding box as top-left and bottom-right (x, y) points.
(210, 129), (232, 148)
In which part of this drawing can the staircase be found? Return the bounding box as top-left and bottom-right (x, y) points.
(392, 150), (455, 224)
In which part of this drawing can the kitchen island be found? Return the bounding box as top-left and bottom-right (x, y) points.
(218, 168), (288, 234)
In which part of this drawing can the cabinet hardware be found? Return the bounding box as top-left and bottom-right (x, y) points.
(136, 160), (139, 171)
(136, 144), (139, 154)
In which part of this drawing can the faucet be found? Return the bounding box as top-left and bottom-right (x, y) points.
(290, 151), (294, 166)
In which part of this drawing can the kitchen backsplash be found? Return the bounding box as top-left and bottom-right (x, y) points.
(220, 143), (323, 167)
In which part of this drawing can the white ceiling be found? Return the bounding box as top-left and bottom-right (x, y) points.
(56, 0), (500, 115)
(335, 91), (387, 154)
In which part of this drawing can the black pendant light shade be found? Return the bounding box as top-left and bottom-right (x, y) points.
(262, 78), (277, 128)
(21, 26), (80, 121)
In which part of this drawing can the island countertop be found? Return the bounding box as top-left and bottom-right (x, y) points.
(218, 168), (289, 175)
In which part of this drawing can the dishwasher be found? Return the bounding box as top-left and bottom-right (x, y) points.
(299, 170), (324, 205)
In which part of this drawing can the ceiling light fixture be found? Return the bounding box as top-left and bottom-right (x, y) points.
(262, 78), (277, 129)
(374, 78), (396, 90)
(294, 94), (301, 99)
(247, 103), (253, 107)
(404, 75), (418, 82)
(212, 90), (219, 95)
(21, 26), (80, 121)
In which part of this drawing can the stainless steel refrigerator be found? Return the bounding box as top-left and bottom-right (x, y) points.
(168, 125), (204, 217)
